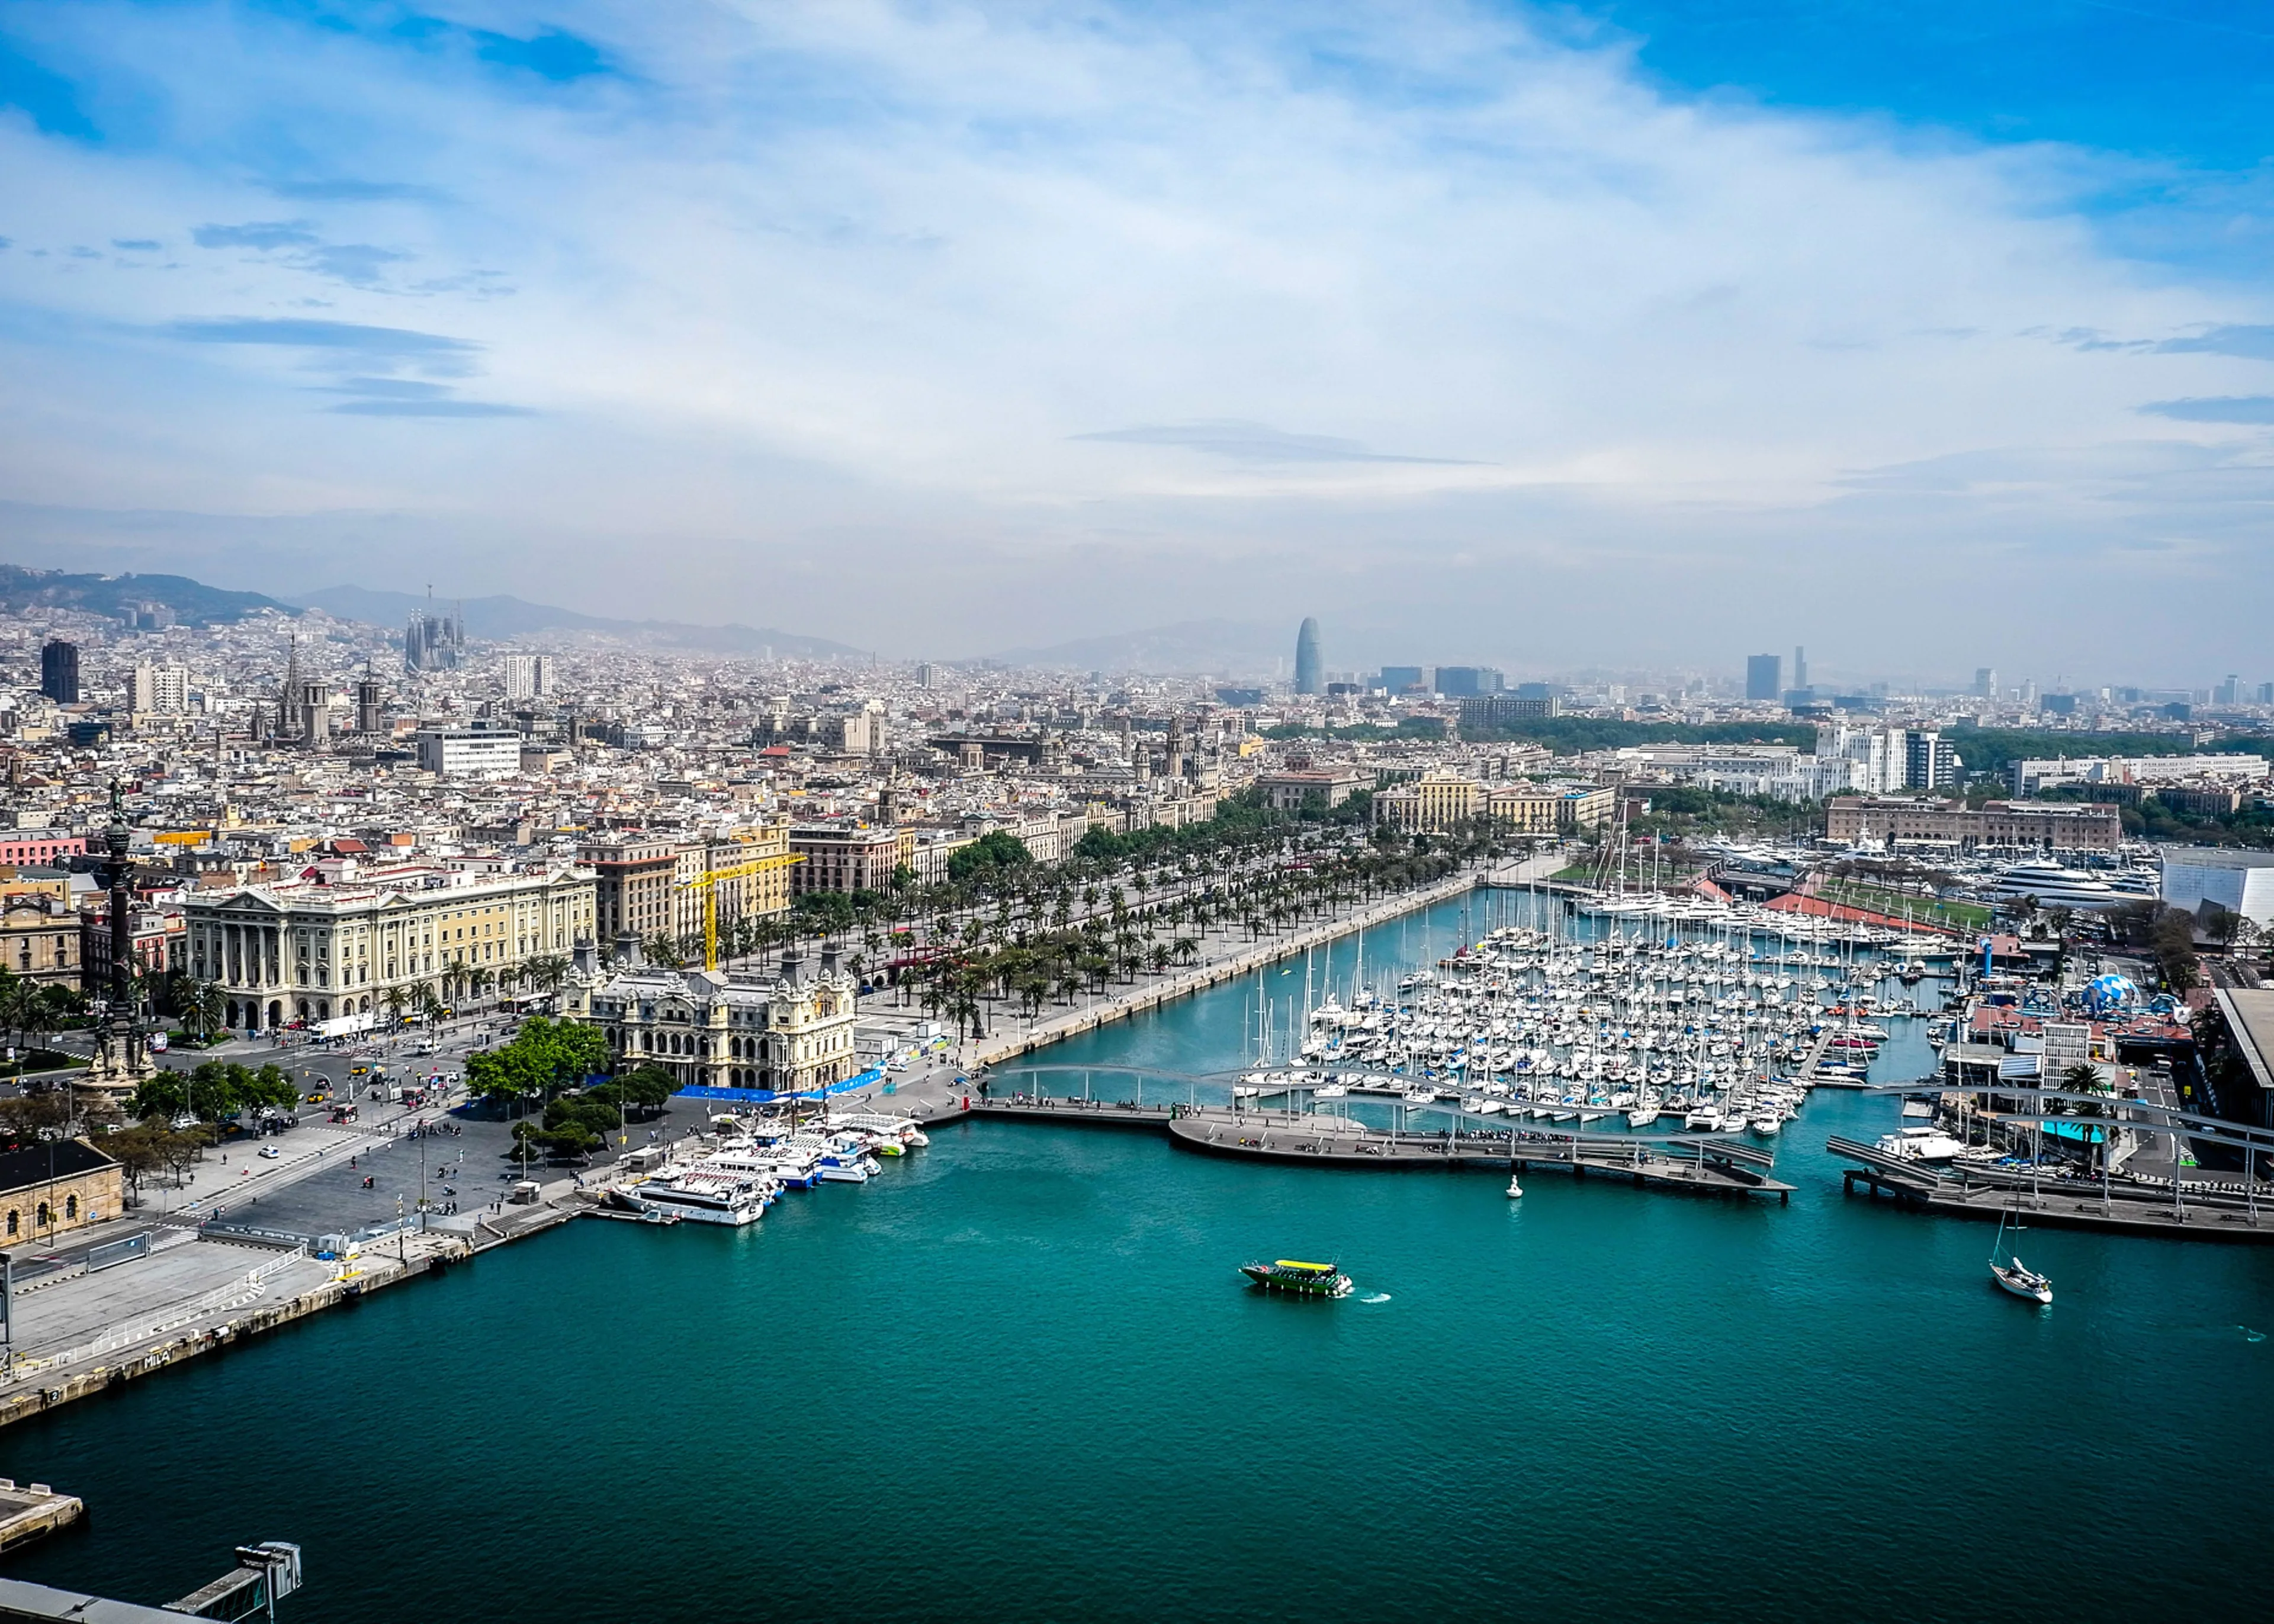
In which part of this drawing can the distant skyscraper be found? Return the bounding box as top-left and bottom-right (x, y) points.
(1293, 618), (1324, 696)
(1975, 667), (1997, 699)
(1744, 654), (1781, 702)
(1378, 665), (1425, 692)
(1433, 667), (1504, 697)
(1791, 645), (1808, 693)
(39, 639), (80, 703)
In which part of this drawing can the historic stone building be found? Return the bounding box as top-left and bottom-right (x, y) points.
(0, 1140), (124, 1242)
(181, 857), (596, 1031)
(563, 937), (860, 1094)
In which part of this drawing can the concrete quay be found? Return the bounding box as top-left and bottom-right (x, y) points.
(0, 1480), (82, 1555)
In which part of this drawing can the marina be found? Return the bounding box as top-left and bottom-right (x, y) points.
(3, 887), (2270, 1624)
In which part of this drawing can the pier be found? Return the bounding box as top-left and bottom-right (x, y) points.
(0, 1480), (82, 1555)
(1829, 1136), (2274, 1244)
(966, 1092), (1791, 1199)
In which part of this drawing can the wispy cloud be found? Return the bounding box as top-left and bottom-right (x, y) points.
(1074, 421), (1479, 465)
(329, 397), (534, 417)
(166, 317), (477, 361)
(2154, 324), (2274, 361)
(192, 220), (321, 250)
(265, 179), (449, 203)
(4, 1), (2274, 667)
(2140, 395), (2274, 423)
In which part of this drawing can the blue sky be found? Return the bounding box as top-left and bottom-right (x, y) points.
(1, 1), (2270, 679)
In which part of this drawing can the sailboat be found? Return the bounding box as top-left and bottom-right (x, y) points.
(1989, 1208), (2052, 1304)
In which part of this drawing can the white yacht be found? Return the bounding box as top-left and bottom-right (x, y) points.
(1987, 863), (2121, 909)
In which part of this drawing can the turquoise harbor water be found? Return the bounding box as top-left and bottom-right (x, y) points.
(8, 894), (2273, 1622)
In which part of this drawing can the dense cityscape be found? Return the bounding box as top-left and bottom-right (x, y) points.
(5, 2), (2273, 1620)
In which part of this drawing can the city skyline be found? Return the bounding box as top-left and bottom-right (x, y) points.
(3, 3), (2273, 673)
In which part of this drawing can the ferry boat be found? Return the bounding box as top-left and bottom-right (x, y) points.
(1239, 1259), (1353, 1298)
(625, 1170), (773, 1226)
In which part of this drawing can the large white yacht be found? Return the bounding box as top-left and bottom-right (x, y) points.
(1987, 863), (2122, 909)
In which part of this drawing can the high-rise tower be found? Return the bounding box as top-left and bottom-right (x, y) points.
(1293, 618), (1324, 696)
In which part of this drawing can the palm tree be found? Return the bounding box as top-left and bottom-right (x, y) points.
(182, 978), (227, 1045)
(2061, 1060), (2115, 1207)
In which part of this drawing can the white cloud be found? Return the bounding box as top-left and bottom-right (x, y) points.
(0, 1), (2269, 676)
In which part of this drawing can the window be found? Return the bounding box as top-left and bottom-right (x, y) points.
(36, 1202), (50, 1227)
(65, 1194), (77, 1220)
(5, 1211), (14, 1236)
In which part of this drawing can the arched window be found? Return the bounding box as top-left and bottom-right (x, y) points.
(36, 1202), (50, 1228)
(5, 1210), (15, 1237)
(65, 1194), (77, 1220)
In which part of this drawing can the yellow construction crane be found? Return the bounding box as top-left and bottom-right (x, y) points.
(675, 853), (804, 972)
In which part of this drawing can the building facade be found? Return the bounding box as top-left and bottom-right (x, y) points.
(789, 824), (902, 895)
(182, 859), (596, 1031)
(1, 1141), (123, 1242)
(0, 895), (82, 986)
(415, 728), (522, 779)
(2161, 848), (2274, 927)
(565, 945), (860, 1094)
(1824, 797), (2123, 852)
(39, 639), (80, 704)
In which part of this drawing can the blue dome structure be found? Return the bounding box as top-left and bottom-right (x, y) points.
(2082, 973), (2137, 1016)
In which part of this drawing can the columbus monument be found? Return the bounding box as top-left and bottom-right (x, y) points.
(81, 779), (155, 1107)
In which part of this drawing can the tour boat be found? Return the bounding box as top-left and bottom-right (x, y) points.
(1239, 1259), (1353, 1298)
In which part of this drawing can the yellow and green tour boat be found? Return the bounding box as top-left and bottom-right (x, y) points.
(1239, 1259), (1352, 1298)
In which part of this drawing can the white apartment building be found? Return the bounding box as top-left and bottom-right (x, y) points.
(415, 727), (523, 779)
(2009, 754), (2270, 796)
(182, 858), (597, 1031)
(127, 663), (191, 715)
(502, 653), (557, 700)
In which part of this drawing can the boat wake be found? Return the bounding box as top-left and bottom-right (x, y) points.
(1360, 1292), (1392, 1304)
(2243, 1326), (2266, 1343)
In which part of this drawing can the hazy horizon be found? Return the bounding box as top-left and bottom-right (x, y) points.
(5, 2), (2272, 681)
